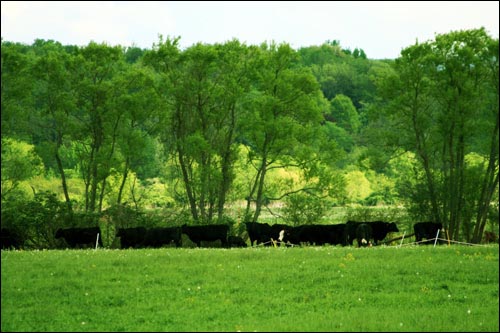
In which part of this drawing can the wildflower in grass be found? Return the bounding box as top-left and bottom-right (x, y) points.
(343, 253), (355, 261)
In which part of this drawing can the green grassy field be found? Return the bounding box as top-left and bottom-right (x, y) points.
(1, 245), (498, 332)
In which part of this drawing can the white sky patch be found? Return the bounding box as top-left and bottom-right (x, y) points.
(2, 1), (498, 59)
(1, 1), (175, 48)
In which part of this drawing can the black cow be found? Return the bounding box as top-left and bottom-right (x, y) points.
(228, 235), (247, 248)
(287, 225), (322, 245)
(413, 222), (443, 244)
(370, 221), (399, 245)
(291, 225), (330, 246)
(281, 224), (346, 246)
(55, 227), (103, 248)
(270, 223), (289, 246)
(244, 222), (273, 246)
(345, 221), (363, 246)
(281, 225), (306, 246)
(356, 223), (373, 247)
(1, 228), (23, 249)
(116, 227), (147, 248)
(143, 227), (182, 248)
(181, 224), (229, 247)
(323, 224), (347, 246)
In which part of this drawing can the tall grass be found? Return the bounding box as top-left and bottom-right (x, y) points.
(2, 245), (498, 332)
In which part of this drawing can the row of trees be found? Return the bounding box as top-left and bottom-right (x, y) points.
(2, 37), (343, 224)
(1, 28), (498, 243)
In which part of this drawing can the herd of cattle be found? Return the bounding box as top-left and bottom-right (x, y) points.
(1, 221), (454, 250)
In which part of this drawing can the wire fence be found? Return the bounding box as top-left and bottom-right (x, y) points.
(248, 230), (492, 248)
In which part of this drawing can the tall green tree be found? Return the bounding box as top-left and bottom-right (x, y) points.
(111, 63), (162, 206)
(374, 28), (498, 242)
(30, 39), (78, 212)
(144, 37), (251, 223)
(71, 42), (127, 213)
(240, 42), (329, 222)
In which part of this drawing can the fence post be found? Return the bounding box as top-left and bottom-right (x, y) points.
(95, 233), (100, 250)
(399, 231), (406, 247)
(433, 229), (440, 247)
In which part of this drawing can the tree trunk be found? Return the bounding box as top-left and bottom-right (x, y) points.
(178, 148), (199, 222)
(252, 155), (268, 223)
(117, 157), (129, 205)
(472, 110), (499, 243)
(55, 151), (72, 213)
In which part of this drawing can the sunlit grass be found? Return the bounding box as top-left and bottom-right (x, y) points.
(2, 245), (498, 332)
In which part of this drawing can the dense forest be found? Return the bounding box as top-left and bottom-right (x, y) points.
(1, 28), (498, 247)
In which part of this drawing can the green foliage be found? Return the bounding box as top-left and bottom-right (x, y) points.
(300, 42), (377, 109)
(329, 94), (361, 134)
(362, 170), (398, 206)
(2, 246), (498, 332)
(1, 137), (44, 199)
(344, 170), (372, 203)
(282, 193), (326, 226)
(124, 45), (145, 63)
(1, 41), (34, 137)
(1, 191), (68, 249)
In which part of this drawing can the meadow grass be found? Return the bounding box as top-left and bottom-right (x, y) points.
(1, 245), (498, 332)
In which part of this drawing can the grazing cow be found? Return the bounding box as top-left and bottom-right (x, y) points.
(292, 225), (325, 245)
(370, 221), (399, 245)
(228, 235), (247, 248)
(413, 222), (443, 244)
(483, 231), (498, 244)
(181, 224), (229, 247)
(323, 224), (347, 246)
(270, 223), (289, 246)
(116, 227), (147, 248)
(143, 227), (182, 248)
(55, 227), (103, 248)
(291, 225), (330, 246)
(244, 222), (273, 246)
(1, 228), (23, 249)
(281, 224), (346, 246)
(345, 221), (363, 246)
(356, 223), (373, 247)
(281, 225), (306, 246)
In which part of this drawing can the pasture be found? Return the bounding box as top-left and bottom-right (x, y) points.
(1, 245), (498, 332)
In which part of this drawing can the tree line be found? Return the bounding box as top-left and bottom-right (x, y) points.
(1, 28), (498, 244)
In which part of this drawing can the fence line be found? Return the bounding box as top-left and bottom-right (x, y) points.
(250, 236), (490, 248)
(399, 237), (489, 247)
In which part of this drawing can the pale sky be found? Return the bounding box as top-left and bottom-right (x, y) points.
(1, 1), (498, 59)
